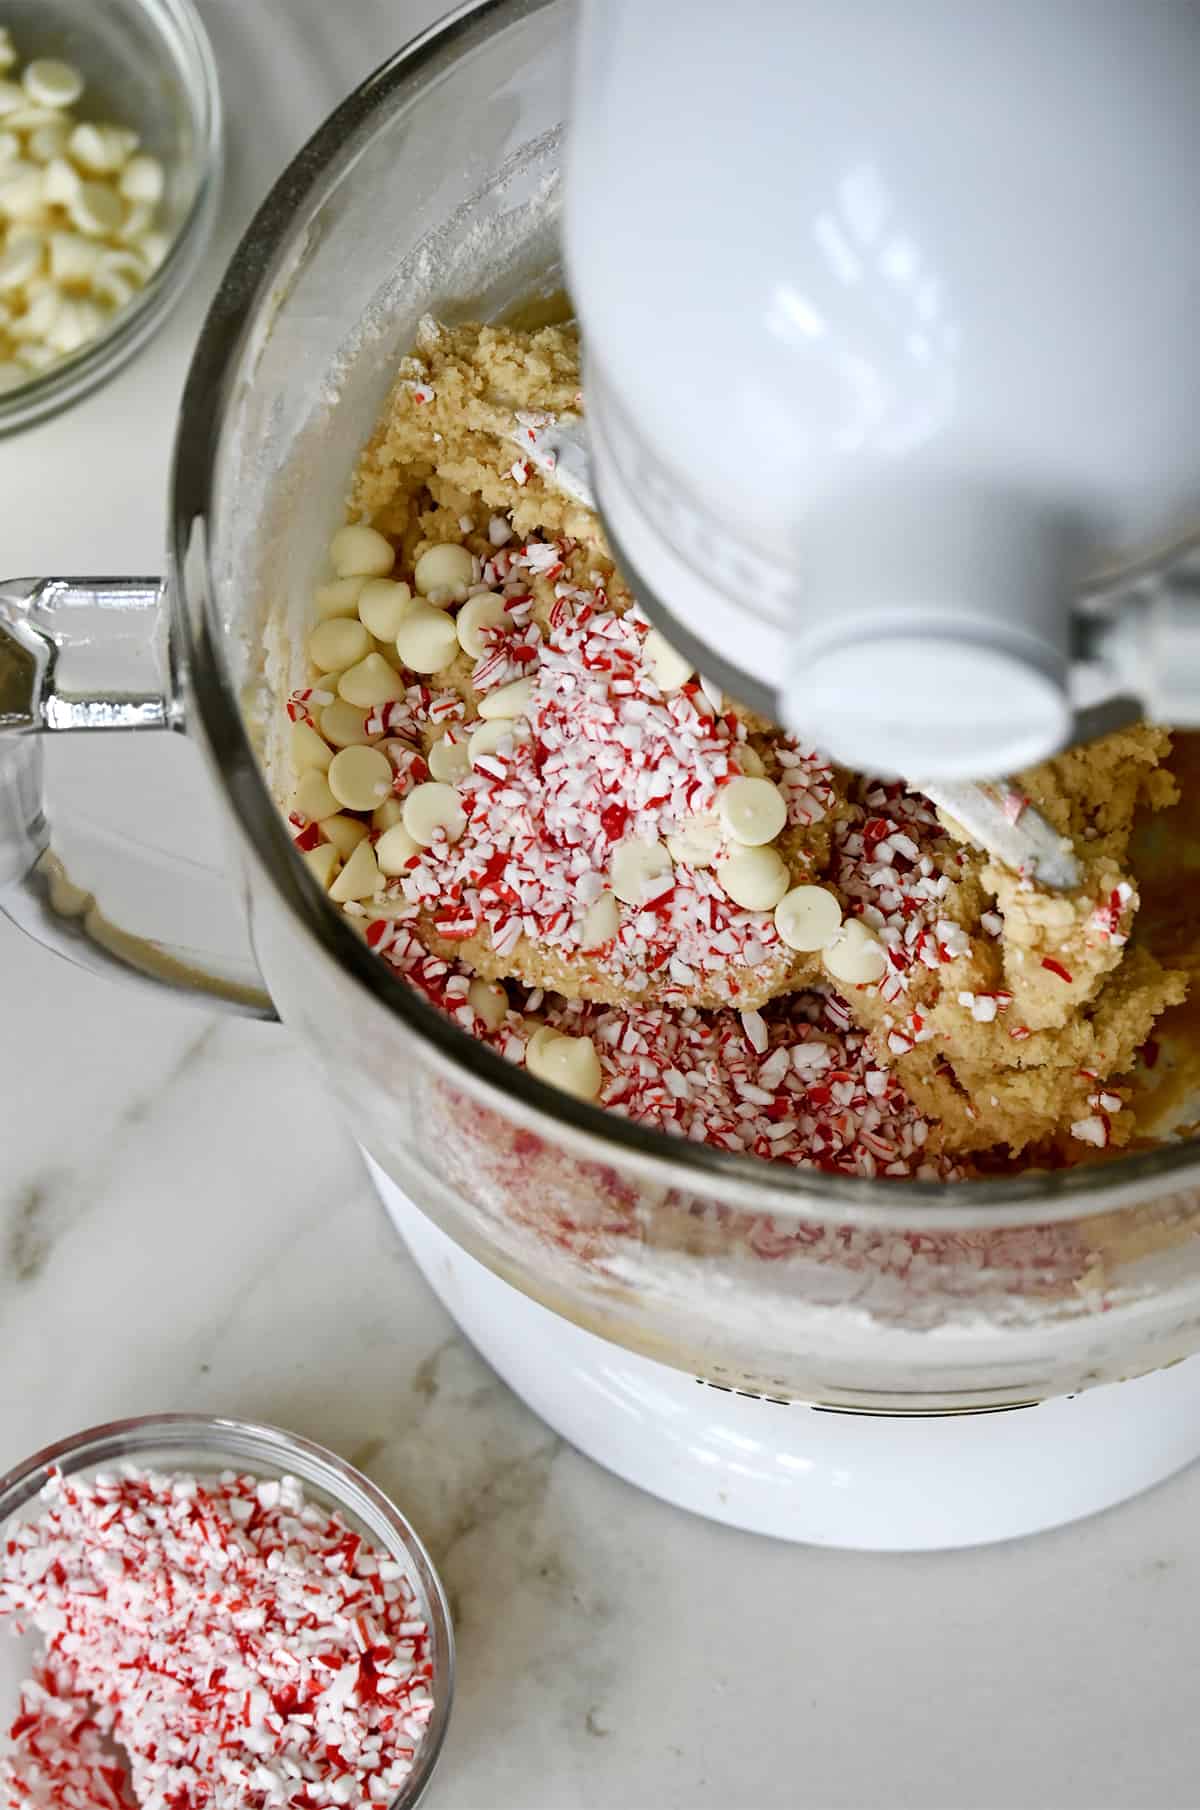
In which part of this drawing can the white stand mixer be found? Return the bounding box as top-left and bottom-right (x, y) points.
(565, 0), (1200, 781)
(5, 0), (1200, 1554)
(372, 0), (1200, 1550)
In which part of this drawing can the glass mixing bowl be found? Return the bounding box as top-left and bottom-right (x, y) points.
(0, 0), (221, 434)
(3, 0), (1200, 1425)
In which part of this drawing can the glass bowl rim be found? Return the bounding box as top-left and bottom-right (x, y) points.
(0, 1410), (455, 1810)
(0, 0), (224, 437)
(171, 0), (1200, 1233)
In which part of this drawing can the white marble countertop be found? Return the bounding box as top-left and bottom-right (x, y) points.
(3, 4), (1200, 1806)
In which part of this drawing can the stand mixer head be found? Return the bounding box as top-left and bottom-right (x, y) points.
(565, 0), (1200, 781)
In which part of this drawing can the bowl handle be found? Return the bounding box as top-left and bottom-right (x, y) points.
(0, 575), (274, 1017)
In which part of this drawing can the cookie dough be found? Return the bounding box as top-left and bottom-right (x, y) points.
(282, 316), (1190, 1172)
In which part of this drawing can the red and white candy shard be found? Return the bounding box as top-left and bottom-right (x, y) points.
(0, 1467), (434, 1810)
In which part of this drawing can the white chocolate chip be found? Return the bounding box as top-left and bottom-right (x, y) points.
(581, 892), (620, 948)
(43, 155), (80, 204)
(27, 121), (69, 163)
(736, 743), (766, 778)
(375, 821), (422, 875)
(309, 617), (371, 672)
(5, 105), (66, 131)
(414, 541), (474, 600)
(550, 1035), (604, 1101)
(48, 229), (100, 284)
(68, 122), (136, 174)
(665, 813), (723, 869)
(394, 604), (459, 674)
(468, 977), (508, 1030)
(719, 776), (788, 846)
(402, 780), (467, 847)
(328, 838), (382, 904)
(477, 677), (533, 720)
(96, 242), (145, 281)
(110, 125), (141, 164)
(313, 576), (365, 620)
(428, 731), (470, 783)
(0, 81), (21, 116)
(10, 283), (61, 341)
(5, 116), (54, 142)
(455, 592), (512, 657)
(643, 627), (694, 690)
(774, 885), (843, 952)
(22, 60), (84, 109)
(327, 745), (393, 811)
(525, 1025), (561, 1068)
(526, 1028), (603, 1101)
(320, 698), (375, 748)
(291, 769), (340, 823)
(0, 233), (41, 290)
(8, 105), (53, 131)
(715, 845), (789, 911)
(301, 842), (339, 889)
(118, 153), (164, 204)
(0, 129), (19, 164)
(611, 837), (672, 905)
(45, 296), (104, 352)
(468, 717), (530, 765)
(356, 578), (414, 641)
(821, 918), (888, 986)
(289, 717), (332, 773)
(336, 652), (405, 708)
(372, 796), (406, 832)
(0, 160), (46, 220)
(320, 814), (369, 859)
(68, 180), (123, 237)
(329, 523), (394, 578)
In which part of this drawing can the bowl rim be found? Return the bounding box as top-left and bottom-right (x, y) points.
(0, 0), (224, 437)
(171, 0), (1200, 1233)
(0, 1410), (455, 1810)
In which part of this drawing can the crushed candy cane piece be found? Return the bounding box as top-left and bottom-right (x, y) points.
(1070, 1114), (1109, 1148)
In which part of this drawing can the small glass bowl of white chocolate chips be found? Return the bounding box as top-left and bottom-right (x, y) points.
(0, 2), (220, 429)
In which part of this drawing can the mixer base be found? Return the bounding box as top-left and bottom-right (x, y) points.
(368, 1160), (1200, 1549)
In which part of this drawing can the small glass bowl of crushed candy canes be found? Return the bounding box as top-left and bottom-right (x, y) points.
(0, 1413), (454, 1809)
